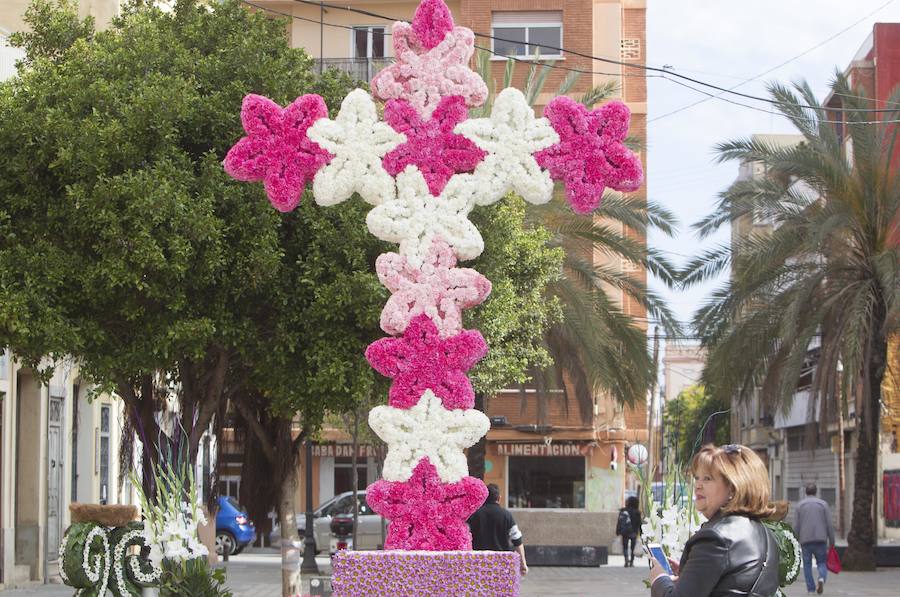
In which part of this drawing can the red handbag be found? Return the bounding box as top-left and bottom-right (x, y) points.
(826, 546), (842, 574)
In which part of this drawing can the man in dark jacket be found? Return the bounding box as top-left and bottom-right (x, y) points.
(795, 483), (835, 594)
(468, 484), (528, 575)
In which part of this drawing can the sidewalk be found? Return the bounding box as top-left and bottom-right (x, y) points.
(3, 552), (898, 596)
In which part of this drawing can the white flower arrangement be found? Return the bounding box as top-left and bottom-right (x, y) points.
(641, 500), (705, 562)
(366, 166), (484, 268)
(113, 528), (161, 590)
(58, 532), (70, 584)
(369, 390), (489, 483)
(784, 528), (801, 583)
(307, 88), (405, 207)
(83, 525), (111, 596)
(454, 87), (559, 207)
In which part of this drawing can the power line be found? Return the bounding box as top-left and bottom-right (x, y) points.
(286, 0), (900, 114)
(650, 0), (899, 122)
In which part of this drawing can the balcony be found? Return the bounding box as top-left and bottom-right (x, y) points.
(317, 58), (393, 83)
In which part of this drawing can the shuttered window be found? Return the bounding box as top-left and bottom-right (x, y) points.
(492, 12), (563, 59)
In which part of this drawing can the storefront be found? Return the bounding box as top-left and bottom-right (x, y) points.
(498, 442), (587, 508)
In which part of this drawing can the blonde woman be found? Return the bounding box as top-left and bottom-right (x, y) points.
(649, 444), (780, 597)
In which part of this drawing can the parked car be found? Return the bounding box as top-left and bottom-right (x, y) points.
(215, 495), (256, 556)
(268, 490), (383, 554)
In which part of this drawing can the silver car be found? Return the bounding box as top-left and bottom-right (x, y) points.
(268, 490), (384, 554)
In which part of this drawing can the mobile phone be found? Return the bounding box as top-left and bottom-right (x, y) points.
(646, 543), (673, 575)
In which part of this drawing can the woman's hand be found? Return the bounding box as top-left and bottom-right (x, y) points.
(667, 557), (680, 576)
(649, 558), (678, 586)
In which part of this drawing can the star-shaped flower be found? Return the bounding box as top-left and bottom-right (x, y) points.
(535, 97), (643, 214)
(454, 87), (559, 207)
(409, 0), (456, 51)
(366, 166), (483, 267)
(367, 458), (487, 551)
(376, 237), (491, 338)
(369, 390), (489, 483)
(366, 314), (487, 410)
(370, 14), (487, 118)
(306, 89), (405, 206)
(382, 96), (486, 196)
(224, 94), (332, 212)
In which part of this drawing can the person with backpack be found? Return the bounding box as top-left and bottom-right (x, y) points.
(617, 495), (642, 567)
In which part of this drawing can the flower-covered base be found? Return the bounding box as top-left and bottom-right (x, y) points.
(331, 550), (520, 596)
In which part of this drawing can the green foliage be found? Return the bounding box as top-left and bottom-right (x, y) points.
(663, 384), (730, 466)
(763, 520), (801, 588)
(7, 0), (95, 67)
(159, 558), (232, 597)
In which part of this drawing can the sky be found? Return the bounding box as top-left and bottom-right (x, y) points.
(646, 0), (900, 332)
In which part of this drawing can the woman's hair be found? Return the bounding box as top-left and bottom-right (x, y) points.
(625, 495), (640, 510)
(690, 444), (775, 518)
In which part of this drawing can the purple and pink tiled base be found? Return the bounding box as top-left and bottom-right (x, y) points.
(331, 550), (521, 596)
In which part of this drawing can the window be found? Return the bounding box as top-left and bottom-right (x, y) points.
(820, 488), (837, 507)
(334, 456), (368, 496)
(353, 26), (386, 59)
(492, 12), (563, 59)
(508, 456), (585, 508)
(219, 477), (240, 498)
(99, 405), (110, 504)
(787, 487), (800, 502)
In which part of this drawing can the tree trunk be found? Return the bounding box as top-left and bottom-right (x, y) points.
(842, 322), (887, 571)
(279, 464), (302, 596)
(466, 392), (487, 480)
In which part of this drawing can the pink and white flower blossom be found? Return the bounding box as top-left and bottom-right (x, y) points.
(368, 390), (490, 483)
(366, 314), (487, 410)
(223, 93), (332, 212)
(307, 89), (405, 206)
(454, 88), (559, 206)
(366, 457), (487, 551)
(376, 237), (491, 338)
(535, 97), (643, 214)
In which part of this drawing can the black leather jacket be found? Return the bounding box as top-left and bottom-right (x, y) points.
(651, 512), (780, 597)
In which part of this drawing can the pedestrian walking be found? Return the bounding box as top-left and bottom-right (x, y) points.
(794, 483), (836, 594)
(617, 495), (641, 567)
(649, 444), (780, 597)
(468, 483), (528, 576)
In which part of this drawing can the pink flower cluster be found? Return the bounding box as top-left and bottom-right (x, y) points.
(366, 314), (487, 410)
(223, 94), (332, 212)
(535, 97), (643, 214)
(366, 458), (487, 551)
(409, 0), (456, 51)
(376, 237), (491, 338)
(370, 10), (487, 118)
(383, 97), (485, 196)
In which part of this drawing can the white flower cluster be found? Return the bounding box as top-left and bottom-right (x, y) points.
(641, 501), (705, 561)
(308, 88), (405, 207)
(367, 166), (484, 267)
(784, 527), (802, 583)
(454, 87), (559, 207)
(369, 390), (489, 483)
(58, 532), (70, 584)
(144, 498), (209, 568)
(114, 528), (161, 589)
(83, 526), (111, 597)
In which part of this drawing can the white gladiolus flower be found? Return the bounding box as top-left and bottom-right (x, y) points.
(454, 87), (558, 207)
(366, 166), (484, 267)
(308, 88), (405, 207)
(369, 390), (489, 483)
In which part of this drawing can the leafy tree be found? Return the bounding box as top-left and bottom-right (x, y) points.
(683, 74), (899, 570)
(662, 384), (730, 467)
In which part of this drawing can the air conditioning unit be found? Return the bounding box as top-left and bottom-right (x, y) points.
(489, 416), (508, 427)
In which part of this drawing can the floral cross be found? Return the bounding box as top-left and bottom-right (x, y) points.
(223, 94), (332, 212)
(366, 458), (487, 551)
(366, 314), (487, 410)
(535, 97), (643, 214)
(382, 96), (486, 196)
(376, 237), (491, 338)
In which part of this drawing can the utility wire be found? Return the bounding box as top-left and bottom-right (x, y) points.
(242, 1), (900, 124)
(650, 0), (899, 122)
(286, 0), (900, 114)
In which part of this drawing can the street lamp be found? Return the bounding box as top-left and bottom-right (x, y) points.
(301, 439), (319, 574)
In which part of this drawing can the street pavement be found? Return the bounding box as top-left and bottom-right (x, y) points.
(3, 551), (899, 596)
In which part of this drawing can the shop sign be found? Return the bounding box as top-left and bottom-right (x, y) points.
(312, 444), (377, 458)
(496, 442), (587, 457)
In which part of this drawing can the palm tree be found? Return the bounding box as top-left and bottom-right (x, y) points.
(472, 50), (680, 433)
(683, 73), (899, 570)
